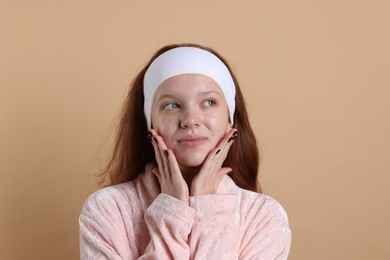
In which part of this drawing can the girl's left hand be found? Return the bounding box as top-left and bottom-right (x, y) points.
(190, 128), (238, 196)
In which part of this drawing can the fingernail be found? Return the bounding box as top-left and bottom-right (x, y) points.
(164, 149), (169, 157)
(147, 131), (153, 142)
(228, 131), (238, 142)
(216, 149), (221, 155)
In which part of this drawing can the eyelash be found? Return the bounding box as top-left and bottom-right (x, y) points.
(162, 102), (180, 110)
(203, 99), (217, 107)
(161, 99), (217, 110)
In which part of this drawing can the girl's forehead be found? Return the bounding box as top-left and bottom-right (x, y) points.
(155, 74), (223, 96)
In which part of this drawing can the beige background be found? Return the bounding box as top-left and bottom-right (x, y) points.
(1, 1), (389, 259)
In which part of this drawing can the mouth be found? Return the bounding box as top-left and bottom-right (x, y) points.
(178, 136), (206, 148)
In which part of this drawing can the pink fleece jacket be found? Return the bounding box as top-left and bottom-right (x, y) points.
(79, 164), (291, 259)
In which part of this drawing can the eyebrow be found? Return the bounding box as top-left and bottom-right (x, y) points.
(156, 91), (223, 100)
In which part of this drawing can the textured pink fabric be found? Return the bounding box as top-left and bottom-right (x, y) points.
(79, 164), (291, 259)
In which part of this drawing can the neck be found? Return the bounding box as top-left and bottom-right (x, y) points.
(180, 165), (201, 187)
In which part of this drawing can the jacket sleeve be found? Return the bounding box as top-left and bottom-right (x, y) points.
(188, 194), (241, 259)
(239, 196), (291, 259)
(79, 191), (195, 260)
(79, 189), (136, 260)
(140, 194), (195, 259)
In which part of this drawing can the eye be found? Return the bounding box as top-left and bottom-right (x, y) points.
(163, 102), (180, 110)
(203, 99), (217, 107)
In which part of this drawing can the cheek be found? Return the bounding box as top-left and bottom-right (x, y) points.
(152, 116), (176, 138)
(207, 106), (230, 127)
(206, 116), (230, 137)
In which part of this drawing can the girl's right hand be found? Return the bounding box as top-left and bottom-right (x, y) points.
(148, 129), (189, 205)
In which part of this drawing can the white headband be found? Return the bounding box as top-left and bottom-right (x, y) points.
(143, 46), (236, 129)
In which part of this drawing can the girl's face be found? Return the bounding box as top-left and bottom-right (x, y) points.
(151, 74), (231, 169)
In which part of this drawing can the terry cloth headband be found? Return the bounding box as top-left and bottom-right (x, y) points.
(143, 46), (236, 129)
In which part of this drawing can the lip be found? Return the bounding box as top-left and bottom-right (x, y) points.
(178, 136), (206, 148)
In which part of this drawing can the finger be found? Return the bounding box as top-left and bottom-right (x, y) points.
(149, 129), (169, 180)
(165, 149), (182, 180)
(218, 128), (237, 154)
(150, 139), (163, 171)
(207, 128), (238, 170)
(214, 128), (237, 155)
(218, 167), (232, 177)
(216, 138), (234, 166)
(216, 167), (232, 183)
(150, 134), (163, 170)
(152, 167), (161, 182)
(149, 129), (172, 181)
(227, 128), (238, 143)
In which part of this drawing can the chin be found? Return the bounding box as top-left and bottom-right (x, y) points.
(176, 153), (207, 168)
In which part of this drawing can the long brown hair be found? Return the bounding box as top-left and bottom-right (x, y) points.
(99, 43), (261, 193)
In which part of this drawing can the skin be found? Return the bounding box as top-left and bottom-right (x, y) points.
(149, 74), (238, 204)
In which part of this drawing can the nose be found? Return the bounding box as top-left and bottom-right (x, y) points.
(180, 107), (201, 129)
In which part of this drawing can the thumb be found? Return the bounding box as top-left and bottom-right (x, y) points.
(216, 167), (232, 183)
(152, 168), (161, 182)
